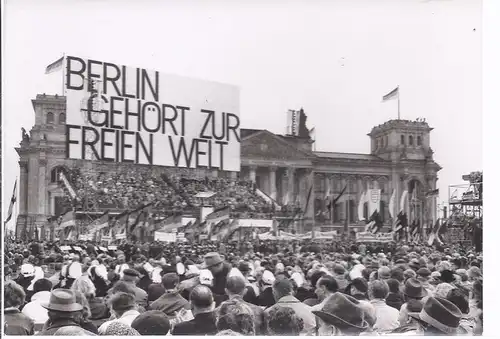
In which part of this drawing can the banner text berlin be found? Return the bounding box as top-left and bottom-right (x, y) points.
(65, 56), (240, 171)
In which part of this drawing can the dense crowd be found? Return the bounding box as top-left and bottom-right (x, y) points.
(3, 239), (483, 336)
(60, 166), (297, 219)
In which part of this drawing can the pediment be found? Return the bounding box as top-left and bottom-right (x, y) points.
(241, 130), (313, 161)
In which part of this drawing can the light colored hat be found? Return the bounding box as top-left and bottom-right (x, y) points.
(199, 269), (214, 286)
(262, 270), (275, 285)
(21, 264), (35, 277)
(228, 267), (245, 279)
(275, 263), (285, 272)
(176, 262), (186, 275)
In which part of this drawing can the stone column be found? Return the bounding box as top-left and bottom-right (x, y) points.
(18, 161), (29, 214)
(287, 167), (295, 204)
(249, 166), (257, 182)
(38, 159), (48, 215)
(269, 166), (277, 200)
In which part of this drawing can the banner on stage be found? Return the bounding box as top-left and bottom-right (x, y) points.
(154, 231), (176, 242)
(356, 232), (393, 243)
(64, 56), (240, 171)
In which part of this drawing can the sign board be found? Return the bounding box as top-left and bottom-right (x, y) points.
(199, 234), (208, 240)
(237, 219), (273, 228)
(60, 246), (71, 251)
(64, 56), (240, 171)
(108, 245), (117, 250)
(355, 232), (393, 243)
(154, 231), (176, 242)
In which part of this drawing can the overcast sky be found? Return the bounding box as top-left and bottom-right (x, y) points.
(2, 0), (482, 230)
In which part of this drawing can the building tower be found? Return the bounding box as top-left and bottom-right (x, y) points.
(367, 119), (441, 233)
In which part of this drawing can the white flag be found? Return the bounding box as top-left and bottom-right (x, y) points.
(367, 189), (381, 216)
(382, 86), (399, 101)
(399, 190), (408, 214)
(388, 189), (396, 219)
(358, 191), (366, 222)
(45, 56), (64, 74)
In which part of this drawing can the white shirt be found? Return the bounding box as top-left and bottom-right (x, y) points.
(22, 291), (51, 325)
(98, 309), (141, 334)
(370, 299), (400, 333)
(67, 261), (83, 279)
(91, 263), (108, 280)
(115, 263), (129, 279)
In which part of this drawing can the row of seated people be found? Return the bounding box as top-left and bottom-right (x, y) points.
(58, 166), (302, 219)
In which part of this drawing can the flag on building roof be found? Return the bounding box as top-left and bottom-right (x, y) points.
(45, 56), (64, 74)
(382, 86), (399, 101)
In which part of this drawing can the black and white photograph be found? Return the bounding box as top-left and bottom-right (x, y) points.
(1, 0), (494, 336)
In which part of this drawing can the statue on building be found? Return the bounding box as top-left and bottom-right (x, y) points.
(298, 108), (311, 139)
(21, 127), (30, 143)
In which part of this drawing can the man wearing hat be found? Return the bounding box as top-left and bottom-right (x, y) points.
(416, 267), (435, 297)
(202, 252), (231, 306)
(408, 296), (464, 335)
(120, 268), (148, 308)
(398, 278), (427, 326)
(37, 289), (85, 335)
(311, 292), (369, 335)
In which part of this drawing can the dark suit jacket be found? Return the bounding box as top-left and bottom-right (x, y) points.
(171, 312), (217, 336)
(4, 309), (35, 335)
(257, 287), (275, 307)
(149, 291), (190, 316)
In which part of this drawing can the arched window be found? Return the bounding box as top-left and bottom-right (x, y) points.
(409, 135), (414, 146)
(400, 135), (405, 145)
(50, 166), (67, 183)
(59, 112), (66, 124)
(417, 136), (422, 146)
(349, 200), (356, 223)
(47, 112), (54, 124)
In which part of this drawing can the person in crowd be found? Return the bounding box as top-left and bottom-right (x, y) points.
(332, 263), (349, 292)
(368, 280), (400, 332)
(171, 285), (218, 335)
(102, 322), (141, 336)
(118, 268), (148, 309)
(408, 296), (464, 335)
(88, 259), (109, 297)
(257, 269), (276, 307)
(98, 292), (140, 334)
(265, 305), (304, 335)
(73, 290), (99, 334)
(238, 261), (259, 304)
(203, 252), (232, 306)
(447, 288), (476, 334)
(416, 267), (435, 297)
(266, 277), (316, 335)
(4, 280), (35, 335)
(131, 310), (172, 335)
(37, 289), (84, 335)
(398, 277), (427, 326)
(16, 263), (37, 302)
(47, 262), (63, 288)
(345, 277), (369, 301)
(385, 278), (404, 310)
(223, 275), (266, 334)
(216, 299), (256, 335)
(148, 272), (191, 318)
(21, 278), (52, 331)
(114, 254), (129, 279)
(311, 292), (369, 335)
(59, 254), (83, 289)
(312, 275), (339, 311)
(469, 279), (482, 320)
(390, 299), (424, 334)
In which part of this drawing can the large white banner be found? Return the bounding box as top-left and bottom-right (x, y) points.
(368, 189), (381, 216)
(64, 56), (240, 171)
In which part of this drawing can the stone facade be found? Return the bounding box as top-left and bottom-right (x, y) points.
(16, 94), (441, 237)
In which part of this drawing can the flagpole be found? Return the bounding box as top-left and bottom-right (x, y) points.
(397, 85), (400, 120)
(62, 53), (66, 95)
